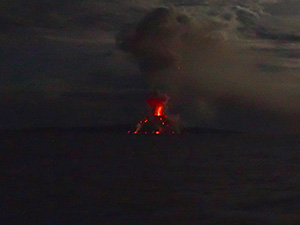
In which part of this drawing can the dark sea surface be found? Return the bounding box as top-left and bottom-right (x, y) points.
(2, 131), (300, 224)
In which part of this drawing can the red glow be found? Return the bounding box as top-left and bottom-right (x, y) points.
(146, 95), (168, 107)
(155, 106), (163, 117)
(128, 93), (178, 135)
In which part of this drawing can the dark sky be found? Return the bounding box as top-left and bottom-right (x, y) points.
(1, 0), (300, 134)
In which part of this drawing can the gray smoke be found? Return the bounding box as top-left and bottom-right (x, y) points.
(117, 6), (300, 133)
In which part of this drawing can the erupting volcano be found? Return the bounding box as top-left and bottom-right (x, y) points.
(129, 94), (180, 135)
(117, 7), (186, 135)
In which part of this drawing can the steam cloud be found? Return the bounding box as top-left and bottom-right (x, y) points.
(117, 7), (300, 133)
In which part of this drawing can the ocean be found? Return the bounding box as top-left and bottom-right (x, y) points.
(2, 131), (300, 224)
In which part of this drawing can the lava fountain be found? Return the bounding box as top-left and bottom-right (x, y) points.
(129, 93), (180, 135)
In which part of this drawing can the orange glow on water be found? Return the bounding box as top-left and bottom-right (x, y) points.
(154, 106), (163, 117)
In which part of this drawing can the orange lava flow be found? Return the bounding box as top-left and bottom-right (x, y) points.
(154, 106), (163, 117)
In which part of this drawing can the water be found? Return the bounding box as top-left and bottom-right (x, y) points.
(2, 132), (300, 224)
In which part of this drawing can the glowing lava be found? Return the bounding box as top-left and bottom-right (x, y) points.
(155, 106), (163, 117)
(129, 93), (179, 135)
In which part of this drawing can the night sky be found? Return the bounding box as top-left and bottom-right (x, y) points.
(1, 0), (300, 134)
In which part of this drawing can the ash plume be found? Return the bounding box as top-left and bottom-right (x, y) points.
(117, 6), (300, 133)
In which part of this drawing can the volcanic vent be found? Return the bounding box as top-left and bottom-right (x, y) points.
(129, 93), (180, 135)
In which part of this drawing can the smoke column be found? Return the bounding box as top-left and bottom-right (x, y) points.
(117, 6), (300, 133)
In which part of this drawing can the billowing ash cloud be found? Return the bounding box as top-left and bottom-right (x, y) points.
(117, 7), (189, 74)
(116, 7), (229, 93)
(116, 7), (237, 122)
(116, 7), (300, 133)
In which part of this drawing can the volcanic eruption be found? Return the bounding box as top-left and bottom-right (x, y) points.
(130, 93), (179, 135)
(115, 4), (300, 135)
(117, 7), (236, 134)
(117, 7), (184, 134)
